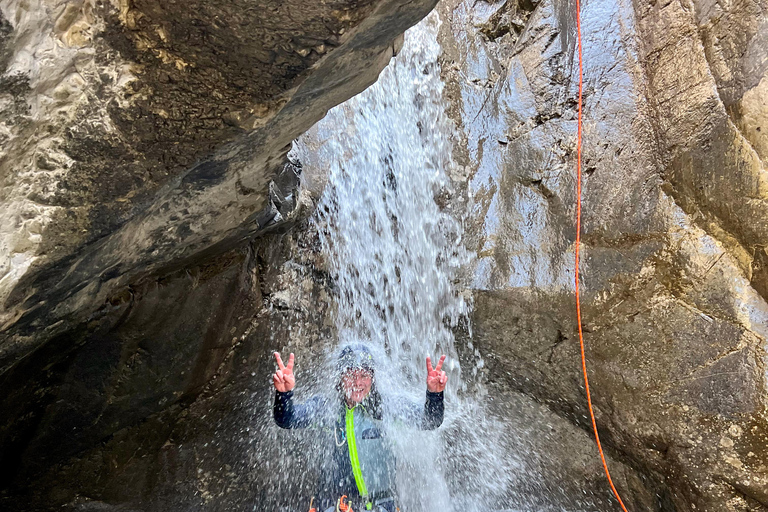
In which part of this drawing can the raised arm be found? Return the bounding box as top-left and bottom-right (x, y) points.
(272, 352), (324, 429)
(389, 355), (448, 430)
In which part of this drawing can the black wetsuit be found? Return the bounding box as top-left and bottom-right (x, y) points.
(274, 389), (444, 510)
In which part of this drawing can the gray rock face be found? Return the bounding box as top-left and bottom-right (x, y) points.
(0, 0), (433, 372)
(436, 0), (768, 509)
(0, 228), (338, 511)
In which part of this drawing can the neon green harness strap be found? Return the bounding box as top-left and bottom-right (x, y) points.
(345, 407), (373, 510)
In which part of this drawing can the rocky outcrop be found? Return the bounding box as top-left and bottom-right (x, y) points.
(436, 0), (768, 510)
(0, 0), (432, 371)
(0, 0), (435, 509)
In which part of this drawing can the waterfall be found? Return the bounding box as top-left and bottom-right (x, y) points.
(292, 12), (519, 512)
(310, 14), (470, 397)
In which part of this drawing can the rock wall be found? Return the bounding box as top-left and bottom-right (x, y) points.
(436, 0), (768, 510)
(0, 0), (433, 373)
(0, 226), (338, 511)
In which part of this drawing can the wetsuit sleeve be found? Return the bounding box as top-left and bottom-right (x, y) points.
(422, 390), (444, 430)
(273, 391), (324, 429)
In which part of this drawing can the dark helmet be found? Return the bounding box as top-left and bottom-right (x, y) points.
(337, 343), (375, 375)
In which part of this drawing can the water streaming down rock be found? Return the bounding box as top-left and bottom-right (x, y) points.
(268, 12), (642, 512)
(292, 13), (520, 512)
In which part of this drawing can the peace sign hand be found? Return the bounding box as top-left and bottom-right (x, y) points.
(426, 355), (448, 393)
(272, 352), (295, 393)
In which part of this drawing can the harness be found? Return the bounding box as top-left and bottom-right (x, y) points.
(338, 404), (396, 510)
(346, 406), (369, 504)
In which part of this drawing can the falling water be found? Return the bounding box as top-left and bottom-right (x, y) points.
(291, 13), (520, 512)
(310, 15), (470, 394)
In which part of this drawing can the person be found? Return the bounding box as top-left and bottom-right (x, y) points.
(272, 344), (448, 512)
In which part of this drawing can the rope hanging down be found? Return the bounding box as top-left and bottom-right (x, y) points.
(574, 1), (629, 510)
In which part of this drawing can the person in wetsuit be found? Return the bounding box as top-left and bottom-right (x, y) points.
(272, 344), (448, 512)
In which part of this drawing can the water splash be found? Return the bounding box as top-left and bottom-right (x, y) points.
(293, 13), (520, 512)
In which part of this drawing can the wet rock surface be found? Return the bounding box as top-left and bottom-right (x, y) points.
(0, 226), (337, 511)
(436, 0), (768, 510)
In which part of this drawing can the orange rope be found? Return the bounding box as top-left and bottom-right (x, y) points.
(337, 495), (352, 512)
(574, 1), (629, 510)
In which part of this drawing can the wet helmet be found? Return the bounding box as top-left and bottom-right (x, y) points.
(337, 343), (375, 375)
